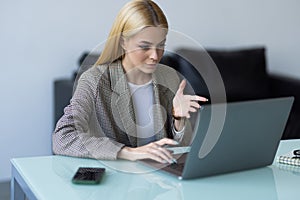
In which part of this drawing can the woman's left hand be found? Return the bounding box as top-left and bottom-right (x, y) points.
(172, 80), (208, 119)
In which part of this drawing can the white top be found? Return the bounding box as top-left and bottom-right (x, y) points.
(128, 80), (156, 146)
(128, 80), (185, 146)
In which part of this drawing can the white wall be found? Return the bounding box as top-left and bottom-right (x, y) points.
(1, 0), (299, 181)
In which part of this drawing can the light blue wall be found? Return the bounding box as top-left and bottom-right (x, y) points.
(1, 0), (299, 181)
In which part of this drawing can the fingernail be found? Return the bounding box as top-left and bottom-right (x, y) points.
(171, 158), (177, 164)
(173, 141), (179, 145)
(168, 150), (174, 154)
(168, 158), (176, 164)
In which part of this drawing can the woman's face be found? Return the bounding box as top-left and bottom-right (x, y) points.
(121, 26), (167, 74)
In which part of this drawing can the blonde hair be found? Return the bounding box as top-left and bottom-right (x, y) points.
(95, 0), (168, 65)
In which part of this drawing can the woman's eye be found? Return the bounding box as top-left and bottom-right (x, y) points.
(138, 44), (165, 50)
(139, 45), (151, 50)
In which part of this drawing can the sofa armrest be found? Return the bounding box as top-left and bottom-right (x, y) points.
(269, 74), (300, 139)
(53, 79), (74, 128)
(269, 74), (300, 107)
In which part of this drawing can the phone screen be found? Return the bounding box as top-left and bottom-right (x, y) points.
(72, 167), (105, 184)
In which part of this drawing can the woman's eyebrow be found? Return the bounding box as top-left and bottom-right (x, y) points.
(139, 41), (152, 45)
(138, 39), (166, 45)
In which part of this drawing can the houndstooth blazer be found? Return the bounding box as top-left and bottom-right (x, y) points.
(52, 60), (185, 160)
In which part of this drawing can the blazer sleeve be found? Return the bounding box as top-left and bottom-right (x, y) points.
(52, 68), (125, 160)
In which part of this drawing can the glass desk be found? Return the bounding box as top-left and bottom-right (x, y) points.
(11, 139), (300, 200)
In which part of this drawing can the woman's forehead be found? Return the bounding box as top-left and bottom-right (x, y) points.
(130, 27), (167, 44)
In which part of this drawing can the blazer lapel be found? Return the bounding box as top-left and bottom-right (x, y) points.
(152, 64), (180, 140)
(152, 72), (169, 140)
(109, 61), (137, 147)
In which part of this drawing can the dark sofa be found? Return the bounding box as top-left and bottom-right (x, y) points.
(54, 47), (300, 139)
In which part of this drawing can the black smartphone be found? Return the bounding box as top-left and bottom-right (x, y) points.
(72, 167), (105, 184)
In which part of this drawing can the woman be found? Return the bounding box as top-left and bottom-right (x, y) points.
(52, 0), (207, 164)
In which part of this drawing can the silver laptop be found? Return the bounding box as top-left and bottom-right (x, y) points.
(141, 97), (294, 179)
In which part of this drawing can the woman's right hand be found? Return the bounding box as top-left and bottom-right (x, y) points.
(117, 138), (178, 164)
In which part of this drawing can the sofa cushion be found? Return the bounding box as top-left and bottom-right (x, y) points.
(160, 51), (210, 97)
(175, 47), (270, 102)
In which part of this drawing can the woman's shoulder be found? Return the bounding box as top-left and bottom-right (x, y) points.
(72, 63), (110, 92)
(156, 63), (180, 80)
(154, 63), (180, 92)
(79, 63), (109, 81)
(156, 63), (178, 75)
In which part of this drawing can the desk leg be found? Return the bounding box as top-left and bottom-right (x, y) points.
(11, 164), (37, 200)
(11, 177), (25, 200)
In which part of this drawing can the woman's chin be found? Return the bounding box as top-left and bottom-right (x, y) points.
(144, 64), (157, 71)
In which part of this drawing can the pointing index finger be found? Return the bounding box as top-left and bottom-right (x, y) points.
(191, 95), (209, 102)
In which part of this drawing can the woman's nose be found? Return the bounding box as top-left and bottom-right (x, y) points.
(149, 48), (158, 61)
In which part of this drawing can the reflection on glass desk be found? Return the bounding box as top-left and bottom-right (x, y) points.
(11, 139), (300, 200)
